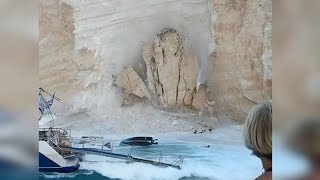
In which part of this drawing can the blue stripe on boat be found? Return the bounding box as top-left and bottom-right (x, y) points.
(39, 163), (80, 173)
(39, 152), (60, 168)
(39, 152), (80, 173)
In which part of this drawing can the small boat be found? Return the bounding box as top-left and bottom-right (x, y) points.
(193, 129), (206, 134)
(120, 137), (158, 146)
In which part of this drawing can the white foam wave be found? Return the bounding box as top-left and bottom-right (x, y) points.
(79, 144), (261, 180)
(40, 170), (93, 179)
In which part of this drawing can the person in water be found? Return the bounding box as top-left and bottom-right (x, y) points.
(287, 117), (320, 180)
(243, 101), (272, 180)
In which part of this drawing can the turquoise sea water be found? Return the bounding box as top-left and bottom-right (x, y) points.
(39, 171), (211, 180)
(39, 137), (262, 180)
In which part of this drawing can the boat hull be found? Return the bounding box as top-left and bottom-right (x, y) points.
(39, 141), (80, 173)
(39, 164), (80, 173)
(119, 137), (158, 146)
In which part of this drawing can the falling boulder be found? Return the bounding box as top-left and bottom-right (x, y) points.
(192, 84), (207, 112)
(116, 66), (151, 105)
(192, 83), (216, 116)
(142, 28), (199, 108)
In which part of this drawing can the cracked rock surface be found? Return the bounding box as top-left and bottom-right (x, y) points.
(40, 0), (272, 124)
(116, 66), (151, 101)
(142, 28), (199, 108)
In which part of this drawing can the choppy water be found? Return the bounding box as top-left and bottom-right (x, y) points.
(39, 136), (262, 180)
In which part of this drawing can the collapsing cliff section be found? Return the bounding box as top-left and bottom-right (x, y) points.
(193, 83), (217, 117)
(142, 28), (199, 108)
(115, 66), (151, 106)
(117, 29), (201, 110)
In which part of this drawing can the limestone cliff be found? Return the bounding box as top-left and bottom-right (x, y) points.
(208, 0), (272, 121)
(142, 28), (199, 108)
(40, 0), (272, 123)
(115, 66), (150, 106)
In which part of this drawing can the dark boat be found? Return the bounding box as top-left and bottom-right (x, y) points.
(120, 137), (158, 146)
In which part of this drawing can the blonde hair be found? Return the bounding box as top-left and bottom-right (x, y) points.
(243, 101), (272, 159)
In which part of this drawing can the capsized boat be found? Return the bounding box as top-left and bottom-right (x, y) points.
(120, 136), (158, 146)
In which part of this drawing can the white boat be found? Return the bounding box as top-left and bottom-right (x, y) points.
(39, 116), (80, 173)
(38, 88), (113, 173)
(38, 88), (81, 173)
(38, 88), (183, 172)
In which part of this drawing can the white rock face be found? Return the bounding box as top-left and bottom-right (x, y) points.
(142, 28), (199, 108)
(40, 0), (212, 116)
(115, 66), (151, 100)
(39, 0), (272, 123)
(208, 0), (272, 121)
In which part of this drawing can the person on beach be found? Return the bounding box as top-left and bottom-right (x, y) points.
(243, 101), (272, 180)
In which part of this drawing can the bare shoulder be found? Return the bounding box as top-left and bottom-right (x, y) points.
(256, 172), (272, 180)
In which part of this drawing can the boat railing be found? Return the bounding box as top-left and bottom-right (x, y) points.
(170, 155), (184, 169)
(39, 128), (72, 138)
(46, 137), (66, 157)
(39, 127), (114, 154)
(69, 136), (114, 152)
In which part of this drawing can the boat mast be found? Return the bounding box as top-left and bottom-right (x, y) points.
(39, 88), (55, 127)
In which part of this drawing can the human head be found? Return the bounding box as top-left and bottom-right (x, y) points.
(243, 101), (272, 160)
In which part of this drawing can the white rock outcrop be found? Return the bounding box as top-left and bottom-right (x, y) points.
(40, 0), (272, 123)
(115, 66), (151, 103)
(142, 28), (199, 108)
